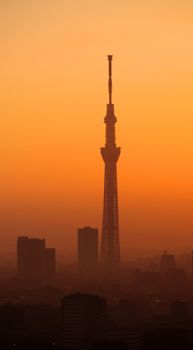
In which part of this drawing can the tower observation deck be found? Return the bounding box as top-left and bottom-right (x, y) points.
(100, 55), (121, 269)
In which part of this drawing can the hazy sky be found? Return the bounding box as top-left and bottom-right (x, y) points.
(0, 0), (193, 263)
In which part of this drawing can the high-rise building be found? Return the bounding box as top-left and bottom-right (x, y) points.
(17, 236), (55, 286)
(160, 251), (176, 273)
(17, 236), (45, 283)
(61, 293), (106, 346)
(78, 227), (98, 273)
(160, 251), (186, 291)
(100, 55), (121, 269)
(44, 248), (56, 285)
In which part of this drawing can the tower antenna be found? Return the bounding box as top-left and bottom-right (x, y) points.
(108, 55), (113, 105)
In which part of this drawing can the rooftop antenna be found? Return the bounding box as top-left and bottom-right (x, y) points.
(107, 55), (113, 105)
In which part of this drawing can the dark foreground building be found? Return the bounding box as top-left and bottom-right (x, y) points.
(61, 293), (106, 347)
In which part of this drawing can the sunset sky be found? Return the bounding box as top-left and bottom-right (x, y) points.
(0, 0), (193, 264)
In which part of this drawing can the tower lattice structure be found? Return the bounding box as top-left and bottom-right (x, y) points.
(100, 55), (121, 268)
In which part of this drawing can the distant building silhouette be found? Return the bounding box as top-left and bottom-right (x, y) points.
(44, 248), (56, 285)
(78, 227), (98, 274)
(100, 55), (121, 269)
(160, 251), (176, 273)
(165, 268), (186, 291)
(171, 300), (189, 322)
(160, 252), (186, 291)
(17, 236), (45, 284)
(61, 293), (106, 346)
(191, 250), (193, 276)
(17, 236), (55, 286)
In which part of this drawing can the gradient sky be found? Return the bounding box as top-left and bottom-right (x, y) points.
(0, 0), (193, 264)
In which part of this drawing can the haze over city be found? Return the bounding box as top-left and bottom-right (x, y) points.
(1, 2), (193, 350)
(1, 0), (193, 265)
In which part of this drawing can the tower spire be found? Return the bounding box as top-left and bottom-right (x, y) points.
(108, 55), (113, 105)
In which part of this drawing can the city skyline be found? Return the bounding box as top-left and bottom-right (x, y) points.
(0, 0), (193, 264)
(1, 2), (193, 349)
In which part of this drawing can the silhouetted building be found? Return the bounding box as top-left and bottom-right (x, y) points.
(78, 227), (98, 275)
(61, 293), (106, 346)
(100, 55), (121, 270)
(90, 341), (127, 350)
(163, 268), (186, 292)
(171, 300), (189, 322)
(144, 328), (188, 350)
(191, 250), (193, 276)
(107, 328), (142, 349)
(17, 236), (55, 286)
(17, 236), (45, 284)
(23, 304), (56, 334)
(44, 248), (56, 285)
(160, 252), (186, 291)
(160, 251), (176, 273)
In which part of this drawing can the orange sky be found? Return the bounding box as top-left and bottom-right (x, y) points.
(0, 0), (193, 264)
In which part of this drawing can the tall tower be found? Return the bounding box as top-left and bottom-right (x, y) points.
(100, 55), (121, 268)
